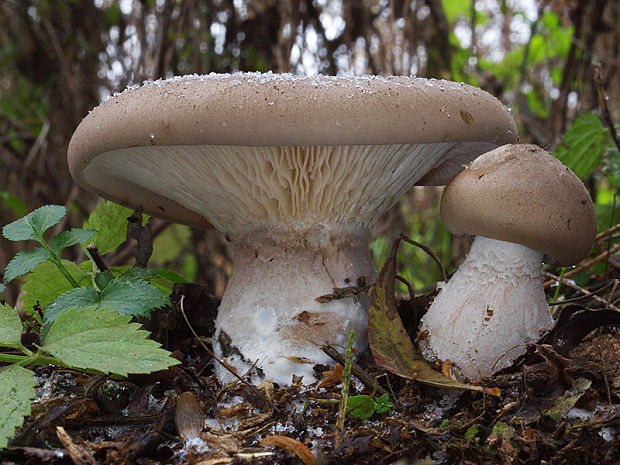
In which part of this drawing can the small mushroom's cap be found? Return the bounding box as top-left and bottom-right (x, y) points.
(68, 73), (517, 231)
(440, 144), (596, 265)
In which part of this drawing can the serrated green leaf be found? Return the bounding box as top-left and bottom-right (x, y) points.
(42, 306), (179, 376)
(0, 365), (37, 448)
(4, 248), (50, 283)
(0, 304), (24, 349)
(553, 113), (611, 179)
(50, 228), (95, 255)
(43, 286), (99, 329)
(19, 260), (91, 313)
(83, 200), (133, 255)
(2, 205), (66, 242)
(0, 282), (4, 294)
(43, 278), (169, 330)
(99, 279), (169, 316)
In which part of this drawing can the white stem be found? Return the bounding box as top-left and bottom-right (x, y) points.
(418, 236), (553, 380)
(214, 223), (376, 385)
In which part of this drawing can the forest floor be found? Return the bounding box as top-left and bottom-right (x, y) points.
(2, 242), (619, 465)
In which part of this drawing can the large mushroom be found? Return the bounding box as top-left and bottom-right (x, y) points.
(418, 144), (596, 381)
(68, 72), (516, 385)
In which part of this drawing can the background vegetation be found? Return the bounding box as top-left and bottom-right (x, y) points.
(1, 0), (618, 302)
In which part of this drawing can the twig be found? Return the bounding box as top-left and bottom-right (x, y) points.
(595, 223), (620, 242)
(322, 345), (387, 397)
(399, 234), (447, 282)
(542, 271), (620, 311)
(86, 244), (108, 272)
(334, 331), (354, 448)
(593, 63), (620, 153)
(543, 242), (620, 288)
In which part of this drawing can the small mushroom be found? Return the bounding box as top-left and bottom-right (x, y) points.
(418, 144), (596, 380)
(68, 73), (516, 385)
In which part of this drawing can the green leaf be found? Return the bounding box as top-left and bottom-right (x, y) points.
(553, 113), (611, 179)
(4, 248), (50, 283)
(83, 200), (133, 255)
(42, 306), (180, 376)
(374, 393), (394, 414)
(543, 377), (592, 421)
(346, 395), (376, 419)
(0, 191), (27, 217)
(2, 205), (66, 242)
(98, 279), (169, 316)
(368, 237), (501, 396)
(19, 260), (90, 312)
(0, 365), (37, 449)
(94, 270), (114, 290)
(154, 268), (191, 284)
(43, 278), (169, 329)
(49, 228), (95, 255)
(118, 267), (156, 281)
(0, 304), (24, 349)
(43, 286), (99, 328)
(0, 283), (4, 294)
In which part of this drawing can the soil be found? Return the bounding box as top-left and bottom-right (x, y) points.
(2, 278), (619, 465)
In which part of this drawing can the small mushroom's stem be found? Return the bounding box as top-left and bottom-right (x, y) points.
(213, 223), (376, 385)
(418, 236), (553, 380)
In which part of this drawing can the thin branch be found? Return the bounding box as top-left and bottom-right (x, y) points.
(542, 271), (619, 311)
(593, 63), (620, 153)
(543, 242), (620, 288)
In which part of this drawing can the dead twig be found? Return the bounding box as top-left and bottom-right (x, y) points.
(543, 242), (620, 288)
(322, 345), (388, 397)
(399, 234), (447, 282)
(542, 271), (620, 311)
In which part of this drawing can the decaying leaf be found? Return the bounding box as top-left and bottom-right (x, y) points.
(175, 392), (205, 440)
(261, 435), (315, 465)
(544, 377), (592, 421)
(368, 237), (500, 396)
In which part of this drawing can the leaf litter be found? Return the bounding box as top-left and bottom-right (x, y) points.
(2, 236), (619, 464)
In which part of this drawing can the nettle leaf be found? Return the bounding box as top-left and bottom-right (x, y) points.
(4, 248), (50, 283)
(43, 286), (99, 329)
(0, 365), (37, 449)
(20, 260), (90, 312)
(2, 205), (66, 242)
(0, 303), (24, 349)
(83, 200), (133, 255)
(43, 278), (169, 329)
(553, 113), (610, 179)
(50, 228), (95, 255)
(118, 267), (156, 281)
(42, 306), (180, 376)
(99, 279), (169, 316)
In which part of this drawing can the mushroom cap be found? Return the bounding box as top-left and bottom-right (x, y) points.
(68, 72), (517, 229)
(440, 144), (596, 265)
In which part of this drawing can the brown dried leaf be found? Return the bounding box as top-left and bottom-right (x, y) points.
(368, 237), (500, 396)
(261, 435), (315, 465)
(175, 392), (205, 440)
(56, 426), (96, 465)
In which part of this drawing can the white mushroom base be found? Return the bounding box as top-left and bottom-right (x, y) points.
(418, 236), (553, 380)
(213, 223), (376, 386)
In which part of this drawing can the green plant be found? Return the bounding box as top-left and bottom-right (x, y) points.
(0, 203), (180, 448)
(345, 393), (394, 419)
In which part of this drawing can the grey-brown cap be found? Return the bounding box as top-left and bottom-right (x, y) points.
(68, 72), (517, 229)
(440, 144), (596, 265)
